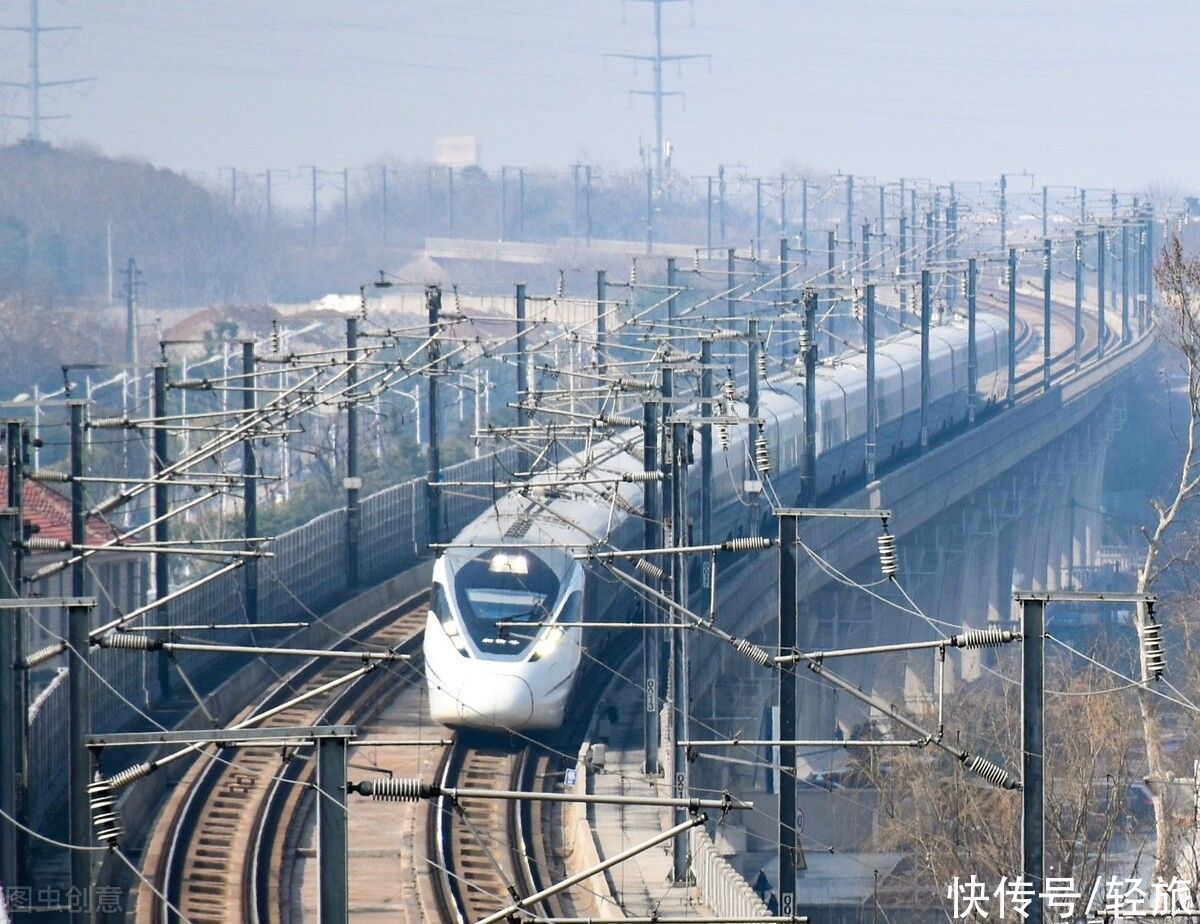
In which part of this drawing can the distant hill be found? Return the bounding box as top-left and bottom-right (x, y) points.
(0, 141), (263, 306)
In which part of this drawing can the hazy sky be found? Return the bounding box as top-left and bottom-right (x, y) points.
(3, 0), (1197, 198)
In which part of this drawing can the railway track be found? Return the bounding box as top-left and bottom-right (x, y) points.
(430, 739), (541, 923)
(143, 590), (429, 924)
(429, 632), (635, 924)
(1012, 293), (1114, 401)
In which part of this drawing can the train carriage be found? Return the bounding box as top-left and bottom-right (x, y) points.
(425, 313), (1010, 730)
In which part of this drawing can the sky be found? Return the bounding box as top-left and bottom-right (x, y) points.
(2, 0), (1198, 201)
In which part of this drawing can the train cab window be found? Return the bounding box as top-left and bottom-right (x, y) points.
(453, 550), (562, 656)
(432, 583), (453, 624)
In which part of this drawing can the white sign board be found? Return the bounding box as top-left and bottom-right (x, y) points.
(435, 135), (479, 169)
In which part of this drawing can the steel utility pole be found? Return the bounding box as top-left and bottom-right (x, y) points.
(427, 287), (443, 546)
(1138, 211), (1148, 334)
(1007, 247), (1017, 405)
(920, 270), (931, 451)
(669, 418), (690, 882)
(499, 166), (508, 241)
(67, 401), (92, 917)
(0, 494), (17, 895)
(642, 396), (660, 774)
(1074, 230), (1084, 371)
(152, 363), (171, 699)
(518, 168), (526, 241)
(878, 184), (887, 256)
(316, 731), (351, 924)
(845, 174), (854, 250)
(755, 177), (763, 258)
(967, 258), (978, 424)
(861, 222), (871, 285)
(1020, 595), (1045, 924)
(666, 256), (679, 327)
(2, 421), (27, 886)
(825, 230), (836, 355)
(699, 338), (713, 550)
(704, 175), (714, 253)
(747, 319), (761, 485)
(657, 363), (674, 769)
(999, 173), (1007, 253)
(595, 269), (608, 381)
(779, 172), (788, 238)
(899, 215), (909, 317)
(718, 166), (727, 246)
(1097, 228), (1107, 360)
(800, 291), (817, 506)
(1042, 239), (1052, 392)
(242, 342), (258, 624)
(515, 283), (529, 478)
(865, 285), (877, 481)
(124, 258), (140, 374)
(584, 164), (593, 244)
(345, 319), (361, 590)
(608, 0), (706, 182)
(1146, 205), (1156, 313)
(726, 248), (737, 366)
(1121, 221), (1130, 344)
(779, 237), (790, 362)
(946, 194), (958, 309)
(801, 176), (809, 262)
(777, 510), (799, 922)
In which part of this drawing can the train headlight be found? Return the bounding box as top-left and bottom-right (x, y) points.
(531, 627), (565, 661)
(489, 553), (528, 575)
(433, 608), (468, 654)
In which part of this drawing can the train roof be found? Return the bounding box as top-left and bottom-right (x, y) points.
(444, 312), (1007, 556)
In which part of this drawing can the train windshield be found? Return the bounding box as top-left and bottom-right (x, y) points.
(452, 549), (563, 655)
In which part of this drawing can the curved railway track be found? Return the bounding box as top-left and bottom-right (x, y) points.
(1012, 292), (1114, 400)
(429, 630), (635, 924)
(146, 591), (429, 924)
(429, 739), (542, 923)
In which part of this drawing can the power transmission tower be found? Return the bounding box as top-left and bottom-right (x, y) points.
(0, 0), (93, 142)
(607, 0), (707, 183)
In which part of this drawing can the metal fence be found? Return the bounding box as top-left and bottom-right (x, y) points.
(690, 827), (774, 919)
(24, 448), (518, 830)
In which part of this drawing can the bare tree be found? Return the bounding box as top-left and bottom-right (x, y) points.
(867, 657), (1148, 916)
(1135, 235), (1200, 884)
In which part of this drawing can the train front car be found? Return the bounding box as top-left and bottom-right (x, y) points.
(425, 544), (584, 731)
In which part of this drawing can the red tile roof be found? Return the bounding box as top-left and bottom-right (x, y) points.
(0, 471), (121, 546)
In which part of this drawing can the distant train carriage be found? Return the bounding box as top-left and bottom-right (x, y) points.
(425, 314), (1009, 730)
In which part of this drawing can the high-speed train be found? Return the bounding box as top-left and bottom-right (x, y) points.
(425, 313), (1010, 730)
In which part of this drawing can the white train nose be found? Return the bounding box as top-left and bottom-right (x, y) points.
(456, 674), (535, 728)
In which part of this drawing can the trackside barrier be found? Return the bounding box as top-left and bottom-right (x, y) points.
(25, 669), (67, 829)
(23, 448), (518, 843)
(690, 826), (775, 919)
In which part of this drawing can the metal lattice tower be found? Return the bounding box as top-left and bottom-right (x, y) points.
(607, 0), (707, 182)
(0, 0), (92, 142)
